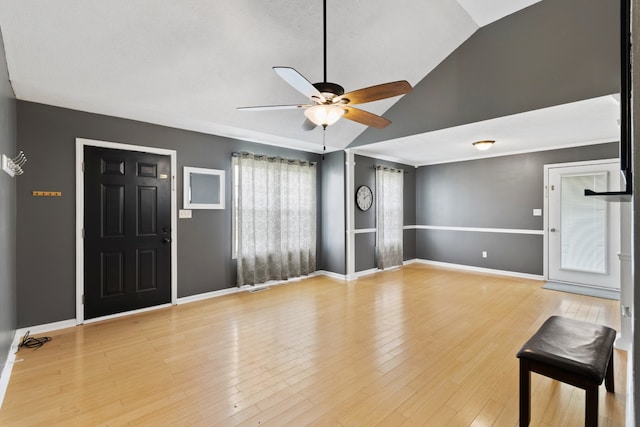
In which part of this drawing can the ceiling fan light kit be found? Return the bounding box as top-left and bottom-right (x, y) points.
(237, 0), (412, 131)
(305, 104), (345, 127)
(472, 140), (495, 151)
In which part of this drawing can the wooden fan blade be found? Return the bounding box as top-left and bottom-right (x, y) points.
(273, 67), (327, 103)
(343, 107), (391, 128)
(237, 104), (310, 111)
(336, 80), (412, 105)
(302, 118), (317, 131)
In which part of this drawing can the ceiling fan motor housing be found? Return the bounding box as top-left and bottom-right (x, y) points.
(313, 82), (345, 99)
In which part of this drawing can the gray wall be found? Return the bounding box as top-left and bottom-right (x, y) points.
(0, 29), (17, 371)
(354, 154), (416, 271)
(350, 0), (619, 148)
(416, 142), (619, 274)
(320, 150), (346, 274)
(16, 101), (324, 327)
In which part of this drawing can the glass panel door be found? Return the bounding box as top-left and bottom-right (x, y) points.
(547, 161), (620, 289)
(560, 173), (607, 273)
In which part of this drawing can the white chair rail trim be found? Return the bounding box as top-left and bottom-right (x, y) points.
(353, 225), (543, 235)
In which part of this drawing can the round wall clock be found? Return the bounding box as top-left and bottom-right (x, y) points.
(356, 185), (373, 211)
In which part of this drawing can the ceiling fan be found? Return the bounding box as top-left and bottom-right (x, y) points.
(237, 0), (413, 130)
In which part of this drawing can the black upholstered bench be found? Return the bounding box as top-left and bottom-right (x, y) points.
(516, 316), (616, 427)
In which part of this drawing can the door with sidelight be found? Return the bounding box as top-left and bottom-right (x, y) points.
(547, 161), (620, 290)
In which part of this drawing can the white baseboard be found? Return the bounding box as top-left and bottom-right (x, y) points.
(350, 267), (380, 280)
(177, 287), (241, 304)
(346, 258), (541, 282)
(177, 271), (344, 305)
(346, 260), (417, 281)
(614, 333), (632, 351)
(415, 259), (544, 281)
(83, 305), (172, 325)
(15, 319), (77, 336)
(0, 330), (20, 410)
(315, 270), (347, 281)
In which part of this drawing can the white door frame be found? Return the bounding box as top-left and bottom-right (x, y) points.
(543, 158), (621, 284)
(75, 138), (178, 325)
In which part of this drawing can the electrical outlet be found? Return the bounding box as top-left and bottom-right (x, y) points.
(179, 209), (192, 219)
(533, 208), (542, 216)
(482, 251), (487, 258)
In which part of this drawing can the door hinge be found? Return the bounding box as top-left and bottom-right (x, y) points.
(82, 228), (85, 239)
(82, 294), (84, 304)
(82, 161), (85, 172)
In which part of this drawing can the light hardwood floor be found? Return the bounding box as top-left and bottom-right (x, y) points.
(0, 264), (626, 426)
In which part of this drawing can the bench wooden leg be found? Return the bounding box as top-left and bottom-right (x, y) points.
(520, 359), (531, 427)
(585, 384), (598, 427)
(605, 350), (615, 393)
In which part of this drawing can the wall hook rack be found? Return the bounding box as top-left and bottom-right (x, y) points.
(2, 151), (27, 177)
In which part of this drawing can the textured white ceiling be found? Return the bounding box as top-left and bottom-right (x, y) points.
(0, 0), (616, 166)
(352, 95), (620, 166)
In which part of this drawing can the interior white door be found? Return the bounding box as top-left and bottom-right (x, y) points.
(547, 161), (620, 289)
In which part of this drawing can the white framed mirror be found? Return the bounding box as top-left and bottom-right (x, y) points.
(183, 167), (225, 209)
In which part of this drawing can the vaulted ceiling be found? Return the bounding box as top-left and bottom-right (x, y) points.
(0, 0), (620, 165)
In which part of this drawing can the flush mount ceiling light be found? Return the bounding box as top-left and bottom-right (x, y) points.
(472, 140), (495, 151)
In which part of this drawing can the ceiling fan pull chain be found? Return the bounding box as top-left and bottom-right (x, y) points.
(322, 125), (327, 160)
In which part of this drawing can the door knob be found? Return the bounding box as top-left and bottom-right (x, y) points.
(162, 237), (172, 244)
(550, 228), (557, 232)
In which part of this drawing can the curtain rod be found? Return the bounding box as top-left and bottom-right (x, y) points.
(374, 165), (405, 173)
(232, 152), (316, 166)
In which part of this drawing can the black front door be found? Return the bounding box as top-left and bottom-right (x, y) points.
(84, 146), (172, 320)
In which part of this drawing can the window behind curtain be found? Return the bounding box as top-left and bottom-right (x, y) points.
(233, 153), (316, 286)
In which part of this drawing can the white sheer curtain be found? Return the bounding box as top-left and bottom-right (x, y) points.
(376, 166), (403, 269)
(235, 153), (316, 286)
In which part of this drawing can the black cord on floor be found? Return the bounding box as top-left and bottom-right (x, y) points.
(18, 331), (51, 351)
